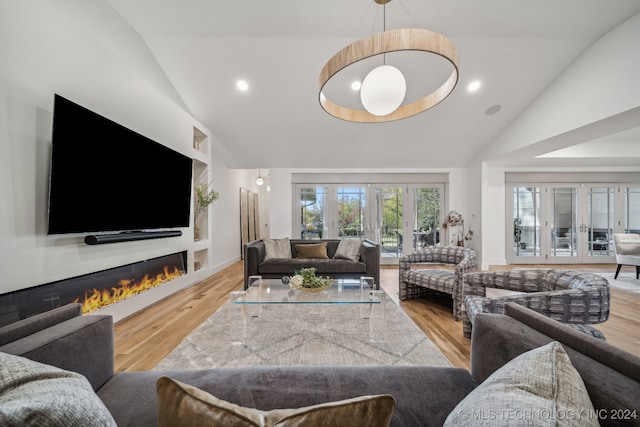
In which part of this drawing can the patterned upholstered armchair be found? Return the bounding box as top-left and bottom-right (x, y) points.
(399, 246), (477, 321)
(462, 269), (610, 339)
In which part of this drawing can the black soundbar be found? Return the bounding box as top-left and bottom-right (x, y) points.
(84, 230), (182, 245)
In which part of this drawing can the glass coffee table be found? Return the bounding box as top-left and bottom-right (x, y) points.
(228, 278), (386, 345)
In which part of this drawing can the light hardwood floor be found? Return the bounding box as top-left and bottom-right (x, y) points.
(114, 262), (640, 373)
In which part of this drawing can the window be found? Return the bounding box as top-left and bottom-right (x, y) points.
(292, 174), (447, 264)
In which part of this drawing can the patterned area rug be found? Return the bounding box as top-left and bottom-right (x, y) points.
(595, 271), (640, 295)
(153, 292), (451, 370)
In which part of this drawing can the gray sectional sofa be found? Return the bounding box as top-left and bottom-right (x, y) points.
(244, 238), (381, 289)
(462, 269), (611, 339)
(1, 302), (639, 426)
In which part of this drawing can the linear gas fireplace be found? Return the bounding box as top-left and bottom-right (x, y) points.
(0, 251), (187, 327)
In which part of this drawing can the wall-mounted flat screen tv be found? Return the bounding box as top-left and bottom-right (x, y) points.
(47, 94), (193, 234)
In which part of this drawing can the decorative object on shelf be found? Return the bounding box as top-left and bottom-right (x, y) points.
(255, 169), (264, 186)
(288, 267), (333, 292)
(193, 127), (207, 153)
(319, 0), (458, 123)
(194, 181), (219, 240)
(443, 210), (473, 247)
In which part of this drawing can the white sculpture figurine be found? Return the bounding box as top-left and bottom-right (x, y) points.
(443, 211), (473, 246)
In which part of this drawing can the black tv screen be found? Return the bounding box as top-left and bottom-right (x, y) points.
(47, 94), (193, 234)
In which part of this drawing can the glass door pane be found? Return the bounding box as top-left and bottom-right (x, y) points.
(508, 182), (638, 265)
(337, 186), (366, 238)
(625, 187), (640, 233)
(585, 187), (615, 259)
(372, 186), (403, 261)
(412, 187), (442, 251)
(298, 186), (328, 239)
(511, 187), (542, 259)
(550, 187), (579, 261)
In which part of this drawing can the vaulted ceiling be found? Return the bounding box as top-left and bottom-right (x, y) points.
(104, 0), (640, 169)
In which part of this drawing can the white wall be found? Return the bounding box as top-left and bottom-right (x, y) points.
(464, 160), (482, 257)
(267, 169), (294, 238)
(481, 165), (508, 268)
(0, 1), (244, 303)
(209, 143), (257, 270)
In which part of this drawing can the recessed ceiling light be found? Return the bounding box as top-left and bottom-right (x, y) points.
(485, 104), (502, 115)
(236, 80), (249, 92)
(467, 80), (481, 92)
(351, 81), (361, 91)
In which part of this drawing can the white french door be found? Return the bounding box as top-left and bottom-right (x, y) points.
(369, 185), (403, 262)
(298, 185), (330, 239)
(294, 181), (445, 265)
(548, 185), (580, 263)
(296, 184), (371, 241)
(583, 186), (616, 260)
(624, 187), (640, 233)
(337, 185), (368, 239)
(408, 185), (443, 251)
(508, 184), (619, 264)
(366, 184), (444, 264)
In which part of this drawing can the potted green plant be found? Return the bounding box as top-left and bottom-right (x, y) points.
(194, 181), (219, 240)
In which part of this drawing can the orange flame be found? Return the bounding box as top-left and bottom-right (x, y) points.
(73, 266), (184, 314)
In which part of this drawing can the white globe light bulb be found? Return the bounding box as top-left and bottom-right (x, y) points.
(360, 65), (406, 116)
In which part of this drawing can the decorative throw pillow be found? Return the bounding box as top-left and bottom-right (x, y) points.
(443, 342), (598, 427)
(0, 351), (117, 427)
(263, 237), (292, 260)
(295, 243), (329, 259)
(157, 376), (395, 427)
(334, 238), (363, 261)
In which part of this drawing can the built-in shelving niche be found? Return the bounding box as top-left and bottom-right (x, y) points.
(193, 159), (208, 242)
(193, 126), (208, 155)
(193, 248), (208, 272)
(192, 126), (209, 273)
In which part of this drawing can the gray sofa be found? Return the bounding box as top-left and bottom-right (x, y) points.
(244, 238), (381, 289)
(2, 302), (639, 426)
